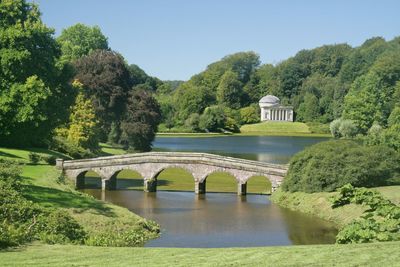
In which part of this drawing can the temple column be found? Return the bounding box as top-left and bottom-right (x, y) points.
(195, 180), (206, 194)
(278, 109), (281, 121)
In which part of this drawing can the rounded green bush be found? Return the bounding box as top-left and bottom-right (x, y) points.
(281, 140), (400, 193)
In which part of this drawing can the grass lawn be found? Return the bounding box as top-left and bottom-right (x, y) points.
(1, 241), (400, 267)
(0, 147), (159, 245)
(271, 186), (400, 227)
(240, 121), (330, 137)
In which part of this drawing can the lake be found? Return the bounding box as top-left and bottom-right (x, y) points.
(83, 135), (336, 247)
(153, 135), (329, 164)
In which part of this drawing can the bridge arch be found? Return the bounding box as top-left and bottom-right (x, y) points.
(245, 175), (273, 194)
(75, 169), (103, 189)
(150, 166), (196, 192)
(108, 168), (144, 190)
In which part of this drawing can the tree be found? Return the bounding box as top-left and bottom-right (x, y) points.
(199, 106), (226, 132)
(57, 23), (109, 61)
(120, 90), (161, 151)
(216, 70), (243, 109)
(296, 93), (320, 122)
(66, 81), (99, 151)
(342, 74), (382, 133)
(74, 50), (132, 140)
(0, 0), (74, 147)
(240, 105), (260, 124)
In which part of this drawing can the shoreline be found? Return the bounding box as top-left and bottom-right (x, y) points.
(156, 132), (331, 138)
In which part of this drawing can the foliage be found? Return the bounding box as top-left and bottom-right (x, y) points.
(306, 122), (330, 134)
(216, 70), (243, 109)
(0, 159), (86, 248)
(199, 106), (226, 132)
(0, 0), (74, 147)
(184, 113), (201, 132)
(57, 23), (109, 61)
(120, 90), (161, 152)
(240, 105), (260, 124)
(73, 50), (132, 140)
(28, 152), (40, 164)
(282, 140), (400, 193)
(338, 119), (358, 138)
(332, 184), (400, 244)
(65, 81), (99, 151)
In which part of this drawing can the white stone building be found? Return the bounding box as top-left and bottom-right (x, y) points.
(259, 95), (293, 122)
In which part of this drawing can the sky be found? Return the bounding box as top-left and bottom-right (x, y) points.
(34, 0), (400, 81)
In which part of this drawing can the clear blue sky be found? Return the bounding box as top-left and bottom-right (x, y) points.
(34, 0), (400, 81)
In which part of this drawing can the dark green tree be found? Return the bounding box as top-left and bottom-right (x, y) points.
(216, 70), (243, 109)
(73, 50), (132, 140)
(120, 90), (161, 151)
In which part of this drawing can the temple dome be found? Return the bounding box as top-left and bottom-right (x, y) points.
(259, 95), (280, 104)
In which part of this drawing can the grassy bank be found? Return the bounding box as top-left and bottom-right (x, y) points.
(0, 147), (159, 246)
(240, 121), (330, 137)
(2, 241), (400, 266)
(157, 122), (331, 137)
(271, 186), (400, 227)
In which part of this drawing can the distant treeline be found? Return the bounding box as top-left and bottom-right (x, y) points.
(1, 0), (400, 155)
(156, 37), (400, 134)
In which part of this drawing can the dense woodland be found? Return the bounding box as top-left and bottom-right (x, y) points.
(1, 0), (400, 155)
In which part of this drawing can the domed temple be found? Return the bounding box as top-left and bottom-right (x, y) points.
(259, 95), (293, 122)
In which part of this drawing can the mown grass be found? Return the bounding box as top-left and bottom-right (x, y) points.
(0, 147), (159, 245)
(271, 186), (400, 227)
(1, 242), (400, 267)
(240, 121), (330, 137)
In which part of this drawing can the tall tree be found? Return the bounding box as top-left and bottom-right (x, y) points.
(57, 23), (109, 62)
(73, 50), (132, 140)
(0, 0), (74, 146)
(120, 90), (161, 151)
(216, 70), (243, 109)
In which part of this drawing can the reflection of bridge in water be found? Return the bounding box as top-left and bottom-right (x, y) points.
(57, 152), (288, 195)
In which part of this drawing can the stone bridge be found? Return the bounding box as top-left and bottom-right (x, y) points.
(57, 152), (288, 195)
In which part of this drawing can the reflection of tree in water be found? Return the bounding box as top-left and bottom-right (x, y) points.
(279, 207), (338, 245)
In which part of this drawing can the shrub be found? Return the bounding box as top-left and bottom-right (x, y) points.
(0, 159), (22, 190)
(240, 105), (259, 124)
(28, 152), (40, 164)
(329, 119), (342, 138)
(185, 113), (201, 132)
(51, 136), (94, 159)
(332, 184), (400, 244)
(41, 155), (57, 166)
(339, 119), (358, 138)
(281, 140), (400, 193)
(199, 105), (226, 132)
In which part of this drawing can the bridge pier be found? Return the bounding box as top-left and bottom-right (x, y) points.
(102, 177), (117, 191)
(195, 180), (206, 194)
(237, 182), (247, 195)
(144, 179), (157, 192)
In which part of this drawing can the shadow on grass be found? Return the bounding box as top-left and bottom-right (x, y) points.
(22, 184), (115, 217)
(0, 151), (23, 159)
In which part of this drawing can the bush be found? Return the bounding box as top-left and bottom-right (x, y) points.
(339, 119), (358, 138)
(240, 105), (259, 124)
(281, 140), (400, 193)
(184, 113), (201, 132)
(199, 105), (226, 132)
(51, 136), (94, 159)
(332, 184), (400, 244)
(41, 155), (57, 166)
(28, 152), (40, 164)
(330, 119), (342, 138)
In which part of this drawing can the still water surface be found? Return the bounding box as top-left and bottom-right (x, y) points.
(153, 135), (329, 164)
(84, 135), (336, 247)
